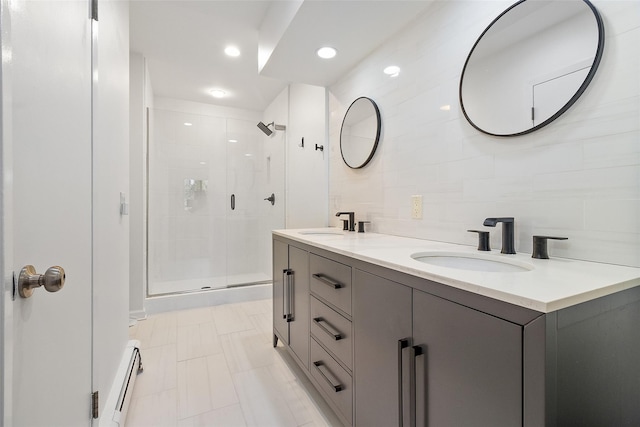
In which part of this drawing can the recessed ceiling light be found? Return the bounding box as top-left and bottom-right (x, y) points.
(184, 122), (193, 126)
(384, 65), (401, 77)
(244, 153), (252, 157)
(317, 47), (337, 59)
(225, 46), (240, 57)
(210, 89), (226, 98)
(440, 105), (451, 111)
(228, 139), (237, 143)
(199, 161), (207, 165)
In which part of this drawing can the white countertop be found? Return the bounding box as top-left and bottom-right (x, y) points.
(274, 228), (640, 313)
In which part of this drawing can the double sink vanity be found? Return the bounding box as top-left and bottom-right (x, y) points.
(272, 228), (640, 427)
(275, 0), (629, 425)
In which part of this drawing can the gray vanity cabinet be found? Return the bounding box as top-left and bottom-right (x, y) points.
(353, 270), (412, 427)
(274, 234), (640, 427)
(412, 289), (522, 426)
(354, 269), (521, 427)
(273, 239), (310, 368)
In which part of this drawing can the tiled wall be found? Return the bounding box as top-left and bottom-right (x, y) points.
(329, 0), (639, 267)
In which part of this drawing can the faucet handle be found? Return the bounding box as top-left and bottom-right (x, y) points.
(468, 230), (491, 251)
(341, 219), (349, 230)
(357, 221), (371, 233)
(532, 236), (568, 259)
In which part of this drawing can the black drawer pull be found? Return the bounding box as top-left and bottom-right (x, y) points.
(313, 361), (343, 392)
(312, 273), (342, 289)
(313, 317), (342, 340)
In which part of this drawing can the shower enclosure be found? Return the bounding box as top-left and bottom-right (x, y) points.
(147, 108), (284, 295)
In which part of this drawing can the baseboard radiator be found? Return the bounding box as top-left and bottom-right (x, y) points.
(101, 340), (143, 427)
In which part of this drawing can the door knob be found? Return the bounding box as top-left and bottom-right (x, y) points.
(18, 265), (66, 298)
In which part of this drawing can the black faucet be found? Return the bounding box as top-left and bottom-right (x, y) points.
(336, 212), (355, 232)
(483, 217), (515, 254)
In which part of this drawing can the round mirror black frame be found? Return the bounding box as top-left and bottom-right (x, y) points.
(459, 0), (605, 137)
(340, 97), (382, 169)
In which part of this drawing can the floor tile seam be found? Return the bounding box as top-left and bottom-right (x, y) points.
(208, 393), (245, 415)
(206, 353), (242, 406)
(130, 390), (173, 403)
(176, 407), (214, 422)
(214, 326), (257, 337)
(137, 342), (178, 354)
(175, 321), (218, 334)
(176, 362), (215, 421)
(230, 366), (309, 427)
(130, 387), (179, 406)
(177, 348), (225, 363)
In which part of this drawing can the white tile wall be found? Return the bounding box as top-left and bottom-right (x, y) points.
(329, 0), (640, 267)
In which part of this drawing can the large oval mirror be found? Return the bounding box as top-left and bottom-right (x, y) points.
(459, 0), (604, 137)
(340, 97), (381, 169)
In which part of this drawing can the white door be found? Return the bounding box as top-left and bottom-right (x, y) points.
(4, 0), (94, 425)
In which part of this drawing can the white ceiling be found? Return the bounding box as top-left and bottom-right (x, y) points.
(130, 0), (434, 112)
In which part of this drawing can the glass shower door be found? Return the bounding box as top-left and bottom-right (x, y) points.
(225, 119), (271, 287)
(147, 109), (279, 296)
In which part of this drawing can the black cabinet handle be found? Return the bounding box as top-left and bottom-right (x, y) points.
(287, 270), (294, 322)
(313, 361), (343, 392)
(282, 270), (288, 319)
(398, 338), (410, 427)
(313, 317), (342, 340)
(283, 269), (293, 321)
(312, 273), (342, 289)
(410, 345), (423, 427)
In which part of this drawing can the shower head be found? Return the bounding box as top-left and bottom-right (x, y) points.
(257, 121), (286, 136)
(257, 121), (273, 136)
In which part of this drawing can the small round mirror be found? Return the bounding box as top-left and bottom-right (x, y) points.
(459, 0), (604, 137)
(340, 97), (381, 169)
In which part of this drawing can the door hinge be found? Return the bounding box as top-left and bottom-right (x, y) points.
(91, 0), (98, 21)
(91, 391), (99, 419)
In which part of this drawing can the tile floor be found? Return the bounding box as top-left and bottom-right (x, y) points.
(126, 299), (342, 427)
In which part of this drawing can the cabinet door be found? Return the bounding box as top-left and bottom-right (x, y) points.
(413, 290), (522, 427)
(289, 245), (310, 368)
(354, 270), (412, 427)
(273, 239), (289, 345)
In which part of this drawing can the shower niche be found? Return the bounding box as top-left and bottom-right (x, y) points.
(147, 109), (284, 295)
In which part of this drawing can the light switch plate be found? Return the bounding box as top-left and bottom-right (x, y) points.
(411, 195), (423, 219)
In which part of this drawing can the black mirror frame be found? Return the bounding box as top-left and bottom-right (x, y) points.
(340, 97), (382, 169)
(459, 0), (605, 137)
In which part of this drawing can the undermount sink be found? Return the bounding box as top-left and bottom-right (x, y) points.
(411, 251), (534, 273)
(298, 230), (344, 235)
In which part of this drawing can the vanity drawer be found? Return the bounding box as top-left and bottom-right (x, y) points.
(310, 296), (353, 370)
(310, 253), (352, 315)
(310, 338), (353, 424)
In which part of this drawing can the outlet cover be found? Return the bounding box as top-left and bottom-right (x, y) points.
(411, 195), (423, 219)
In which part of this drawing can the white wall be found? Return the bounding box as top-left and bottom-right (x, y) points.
(329, 0), (640, 267)
(287, 84), (329, 228)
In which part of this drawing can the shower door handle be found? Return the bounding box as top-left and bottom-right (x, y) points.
(230, 194), (235, 210)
